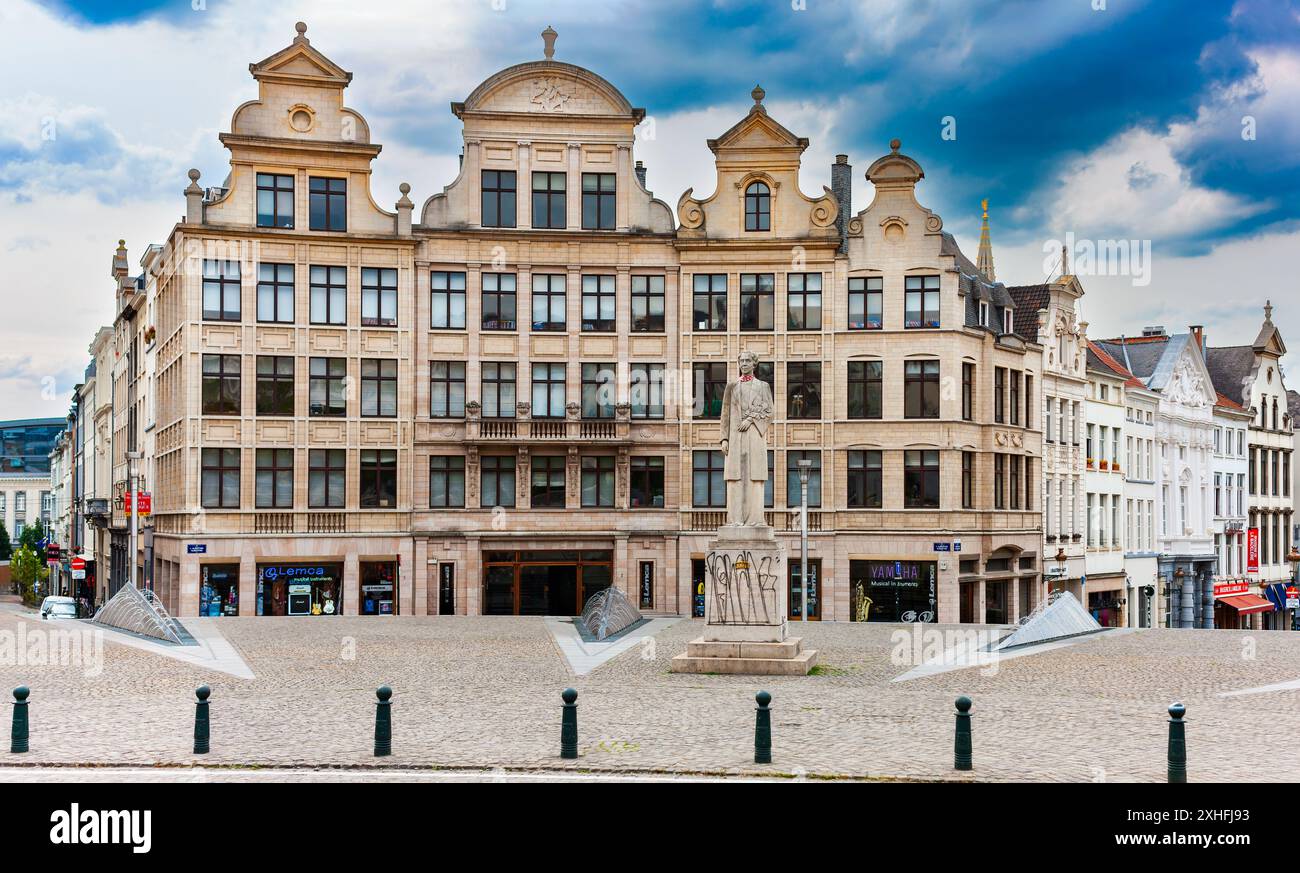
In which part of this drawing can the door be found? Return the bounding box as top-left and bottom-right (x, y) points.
(519, 565), (577, 616)
(438, 563), (455, 615)
(789, 559), (821, 620)
(691, 558), (706, 617)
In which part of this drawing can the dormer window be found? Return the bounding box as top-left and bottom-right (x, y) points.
(979, 301), (989, 328)
(744, 181), (770, 231)
(1003, 308), (1013, 335)
(256, 173), (294, 229)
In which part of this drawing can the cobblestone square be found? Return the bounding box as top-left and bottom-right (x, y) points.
(2, 606), (1297, 782)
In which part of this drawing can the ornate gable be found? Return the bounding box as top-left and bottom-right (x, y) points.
(249, 22), (352, 88)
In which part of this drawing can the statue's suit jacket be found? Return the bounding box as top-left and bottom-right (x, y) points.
(720, 377), (773, 481)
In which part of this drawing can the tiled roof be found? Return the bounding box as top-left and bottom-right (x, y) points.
(1093, 336), (1170, 381)
(1005, 284), (1050, 342)
(1203, 345), (1255, 408)
(1085, 340), (1144, 389)
(1215, 392), (1246, 412)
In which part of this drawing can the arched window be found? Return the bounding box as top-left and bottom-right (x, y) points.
(744, 181), (770, 231)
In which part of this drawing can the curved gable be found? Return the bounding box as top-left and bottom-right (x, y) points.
(456, 62), (643, 121)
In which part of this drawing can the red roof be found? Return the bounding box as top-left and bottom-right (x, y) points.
(1086, 340), (1145, 389)
(1215, 392), (1246, 412)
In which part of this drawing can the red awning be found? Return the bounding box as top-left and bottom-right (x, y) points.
(1218, 594), (1275, 615)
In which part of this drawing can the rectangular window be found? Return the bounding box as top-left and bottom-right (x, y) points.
(429, 361), (466, 418)
(630, 456), (665, 508)
(308, 357), (347, 417)
(202, 354), (240, 415)
(847, 360), (882, 420)
(481, 170), (517, 228)
(581, 274), (616, 332)
(256, 262), (294, 323)
(692, 274), (727, 331)
(481, 273), (518, 330)
(428, 456), (466, 508)
(962, 451), (974, 508)
(904, 360), (940, 419)
(848, 276), (883, 330)
(1009, 455), (1022, 509)
(786, 361), (821, 419)
(201, 448), (240, 508)
(581, 363), (616, 419)
(481, 455), (516, 508)
(994, 367), (1006, 423)
(531, 171), (566, 229)
(1025, 457), (1034, 511)
(531, 455), (567, 507)
(631, 275), (665, 332)
(904, 450), (940, 508)
(202, 259), (241, 321)
(962, 362), (975, 421)
(255, 448), (293, 509)
(739, 274), (775, 331)
(481, 362), (516, 419)
(786, 451), (822, 508)
(530, 273), (566, 331)
(904, 275), (940, 328)
(309, 176), (347, 232)
(308, 449), (346, 508)
(531, 362), (566, 418)
(692, 450), (726, 507)
(581, 173), (615, 230)
(361, 267), (397, 327)
(359, 449), (397, 509)
(431, 271), (467, 329)
(255, 356), (294, 416)
(581, 456), (616, 507)
(630, 363), (665, 419)
(994, 454), (1006, 509)
(787, 273), (822, 330)
(693, 362), (728, 419)
(1009, 371), (1021, 426)
(309, 265), (347, 325)
(847, 450), (882, 509)
(256, 173), (294, 229)
(359, 359), (397, 417)
(1024, 375), (1033, 428)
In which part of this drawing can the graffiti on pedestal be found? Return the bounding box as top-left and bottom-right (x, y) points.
(707, 550), (780, 626)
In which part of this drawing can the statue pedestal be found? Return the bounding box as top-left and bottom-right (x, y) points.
(670, 524), (818, 675)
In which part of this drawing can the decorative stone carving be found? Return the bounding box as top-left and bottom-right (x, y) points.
(677, 188), (705, 229)
(809, 186), (838, 227)
(530, 77), (571, 111)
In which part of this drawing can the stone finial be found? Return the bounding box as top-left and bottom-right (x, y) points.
(1264, 299), (1273, 323)
(890, 138), (902, 153)
(751, 84), (766, 104)
(396, 182), (413, 237)
(294, 21), (309, 43)
(185, 169), (204, 225)
(542, 25), (557, 60)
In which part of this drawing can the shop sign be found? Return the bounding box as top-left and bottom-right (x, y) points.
(1247, 528), (1260, 573)
(1214, 579), (1249, 598)
(638, 561), (654, 610)
(1288, 586), (1299, 610)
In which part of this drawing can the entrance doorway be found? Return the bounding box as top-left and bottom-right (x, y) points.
(788, 559), (821, 620)
(482, 550), (613, 616)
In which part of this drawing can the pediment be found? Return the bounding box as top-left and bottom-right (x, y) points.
(458, 62), (639, 119)
(251, 39), (352, 87)
(709, 109), (808, 155)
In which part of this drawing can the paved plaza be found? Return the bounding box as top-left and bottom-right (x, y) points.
(1, 604), (1298, 782)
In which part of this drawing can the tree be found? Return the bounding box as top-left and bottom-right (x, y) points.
(10, 545), (48, 606)
(18, 517), (45, 556)
(0, 521), (10, 561)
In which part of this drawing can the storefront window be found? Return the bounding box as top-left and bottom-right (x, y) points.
(849, 560), (937, 622)
(360, 561), (398, 615)
(199, 565), (239, 617)
(257, 563), (342, 616)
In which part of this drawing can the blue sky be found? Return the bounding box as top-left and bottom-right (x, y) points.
(3, 0), (1299, 416)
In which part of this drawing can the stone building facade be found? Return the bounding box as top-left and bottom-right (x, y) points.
(113, 24), (1044, 621)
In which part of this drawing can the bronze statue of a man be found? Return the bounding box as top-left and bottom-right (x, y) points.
(720, 350), (774, 527)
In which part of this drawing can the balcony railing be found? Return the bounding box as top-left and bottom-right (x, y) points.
(465, 402), (636, 442)
(307, 512), (347, 534)
(254, 513), (294, 534)
(681, 510), (828, 532)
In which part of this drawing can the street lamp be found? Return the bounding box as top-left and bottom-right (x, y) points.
(797, 459), (812, 623)
(126, 450), (142, 591)
(1287, 547), (1300, 631)
(1052, 547), (1067, 597)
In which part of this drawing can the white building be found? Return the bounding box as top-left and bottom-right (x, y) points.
(1083, 348), (1127, 626)
(1094, 328), (1217, 628)
(1210, 393), (1251, 625)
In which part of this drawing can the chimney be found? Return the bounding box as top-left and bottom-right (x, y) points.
(831, 154), (851, 254)
(634, 160), (647, 189)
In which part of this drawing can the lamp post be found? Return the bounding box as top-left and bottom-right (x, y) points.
(797, 459), (812, 623)
(125, 450), (142, 590)
(1287, 547), (1300, 631)
(1052, 547), (1067, 599)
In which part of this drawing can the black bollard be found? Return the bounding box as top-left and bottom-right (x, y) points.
(754, 690), (772, 764)
(10, 686), (29, 754)
(374, 686), (393, 757)
(1167, 702), (1187, 783)
(954, 696), (973, 771)
(193, 685), (211, 755)
(560, 688), (578, 759)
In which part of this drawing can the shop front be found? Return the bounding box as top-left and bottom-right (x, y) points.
(360, 561), (398, 615)
(257, 563), (343, 616)
(482, 550), (613, 616)
(199, 564), (240, 617)
(848, 559), (938, 622)
(789, 559), (820, 620)
(1213, 578), (1274, 629)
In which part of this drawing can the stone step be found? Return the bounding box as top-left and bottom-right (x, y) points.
(670, 648), (819, 676)
(686, 637), (806, 660)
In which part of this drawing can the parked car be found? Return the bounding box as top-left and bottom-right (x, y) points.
(39, 596), (77, 620)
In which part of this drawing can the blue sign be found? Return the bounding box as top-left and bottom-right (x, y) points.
(187, 544), (207, 554)
(933, 543), (951, 552)
(954, 542), (962, 552)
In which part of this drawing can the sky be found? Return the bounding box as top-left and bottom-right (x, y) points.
(2, 0), (1298, 418)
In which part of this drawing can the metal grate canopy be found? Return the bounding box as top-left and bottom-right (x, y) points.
(580, 586), (642, 641)
(995, 590), (1102, 651)
(93, 585), (187, 645)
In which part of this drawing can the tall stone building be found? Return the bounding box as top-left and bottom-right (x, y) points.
(127, 23), (1043, 620)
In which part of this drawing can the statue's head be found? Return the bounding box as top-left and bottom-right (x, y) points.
(737, 350), (758, 375)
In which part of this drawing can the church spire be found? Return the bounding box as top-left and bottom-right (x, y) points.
(976, 198), (995, 282)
